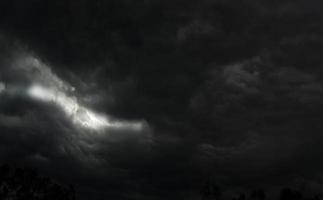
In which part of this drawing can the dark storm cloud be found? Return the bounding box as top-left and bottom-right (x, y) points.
(0, 36), (153, 199)
(1, 0), (323, 199)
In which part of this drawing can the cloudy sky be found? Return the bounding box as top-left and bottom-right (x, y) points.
(1, 0), (323, 199)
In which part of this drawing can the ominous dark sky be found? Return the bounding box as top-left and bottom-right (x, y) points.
(1, 0), (323, 199)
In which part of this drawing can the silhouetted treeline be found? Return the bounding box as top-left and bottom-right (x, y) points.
(201, 181), (323, 200)
(0, 164), (75, 200)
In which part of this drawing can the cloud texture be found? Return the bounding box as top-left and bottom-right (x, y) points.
(1, 0), (323, 199)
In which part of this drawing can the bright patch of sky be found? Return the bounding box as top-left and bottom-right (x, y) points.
(10, 55), (146, 132)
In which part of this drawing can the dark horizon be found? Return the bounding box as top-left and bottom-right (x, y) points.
(1, 0), (323, 199)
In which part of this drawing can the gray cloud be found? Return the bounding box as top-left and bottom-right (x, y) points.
(1, 0), (323, 199)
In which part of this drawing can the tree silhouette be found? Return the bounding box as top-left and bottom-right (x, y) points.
(251, 189), (266, 200)
(232, 193), (246, 200)
(280, 188), (302, 200)
(0, 164), (75, 200)
(238, 193), (246, 200)
(313, 194), (323, 200)
(201, 180), (222, 200)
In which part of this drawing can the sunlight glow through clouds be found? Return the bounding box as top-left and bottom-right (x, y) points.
(16, 56), (146, 132)
(27, 84), (144, 131)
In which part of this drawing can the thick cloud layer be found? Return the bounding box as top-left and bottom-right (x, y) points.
(1, 0), (323, 199)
